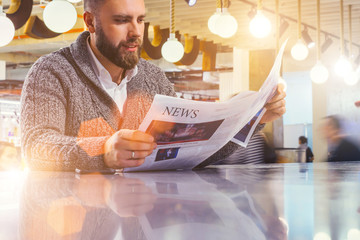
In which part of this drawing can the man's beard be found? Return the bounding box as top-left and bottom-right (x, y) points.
(95, 24), (142, 70)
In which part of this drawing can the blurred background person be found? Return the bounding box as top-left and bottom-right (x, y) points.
(320, 115), (360, 162)
(298, 136), (314, 162)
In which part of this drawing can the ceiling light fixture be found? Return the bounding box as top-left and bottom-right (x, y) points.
(302, 26), (315, 48)
(291, 0), (308, 61)
(310, 0), (328, 84)
(184, 0), (197, 7)
(321, 34), (333, 53)
(0, 5), (15, 47)
(215, 0), (238, 38)
(344, 5), (358, 86)
(161, 0), (184, 62)
(334, 0), (352, 78)
(249, 0), (271, 38)
(43, 0), (77, 33)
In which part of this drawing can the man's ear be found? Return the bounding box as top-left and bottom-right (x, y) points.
(83, 11), (95, 33)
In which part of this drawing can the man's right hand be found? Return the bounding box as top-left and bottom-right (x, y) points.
(104, 129), (157, 169)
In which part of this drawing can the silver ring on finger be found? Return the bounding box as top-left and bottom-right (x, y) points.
(131, 151), (135, 159)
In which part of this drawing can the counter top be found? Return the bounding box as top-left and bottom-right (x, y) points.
(1, 162), (360, 240)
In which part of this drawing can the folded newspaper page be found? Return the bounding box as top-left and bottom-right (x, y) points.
(124, 41), (287, 172)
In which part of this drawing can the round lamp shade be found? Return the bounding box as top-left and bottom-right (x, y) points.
(291, 40), (309, 61)
(43, 1), (77, 33)
(334, 56), (352, 78)
(208, 11), (221, 35)
(249, 10), (271, 38)
(215, 12), (238, 38)
(161, 36), (184, 63)
(0, 15), (15, 47)
(310, 61), (329, 84)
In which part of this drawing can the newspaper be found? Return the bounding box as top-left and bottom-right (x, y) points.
(124, 41), (286, 172)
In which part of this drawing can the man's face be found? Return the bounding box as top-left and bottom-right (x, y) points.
(94, 0), (145, 69)
(320, 119), (336, 140)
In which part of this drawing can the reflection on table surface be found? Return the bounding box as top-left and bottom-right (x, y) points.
(1, 162), (360, 240)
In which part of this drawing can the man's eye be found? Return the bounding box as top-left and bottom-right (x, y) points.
(138, 18), (145, 23)
(115, 19), (128, 23)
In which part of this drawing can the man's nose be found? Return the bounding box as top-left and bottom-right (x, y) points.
(128, 21), (142, 38)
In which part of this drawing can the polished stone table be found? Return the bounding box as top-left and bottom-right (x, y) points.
(1, 162), (360, 240)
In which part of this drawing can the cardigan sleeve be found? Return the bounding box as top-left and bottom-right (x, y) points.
(20, 58), (109, 171)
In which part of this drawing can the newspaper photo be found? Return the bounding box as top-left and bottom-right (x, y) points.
(124, 41), (287, 172)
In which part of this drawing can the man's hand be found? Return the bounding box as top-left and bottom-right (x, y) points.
(104, 129), (157, 169)
(260, 84), (286, 124)
(104, 176), (157, 217)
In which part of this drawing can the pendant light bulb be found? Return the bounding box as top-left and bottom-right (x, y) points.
(43, 0), (77, 33)
(249, 10), (271, 38)
(161, 33), (184, 63)
(0, 10), (15, 47)
(291, 39), (309, 61)
(335, 55), (352, 77)
(214, 9), (238, 38)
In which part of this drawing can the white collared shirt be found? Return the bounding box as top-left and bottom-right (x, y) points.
(86, 38), (138, 114)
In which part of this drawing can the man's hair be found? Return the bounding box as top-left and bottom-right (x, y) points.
(84, 0), (104, 12)
(325, 115), (342, 130)
(299, 136), (307, 144)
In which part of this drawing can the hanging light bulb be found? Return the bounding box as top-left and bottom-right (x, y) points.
(161, 0), (184, 63)
(0, 7), (15, 47)
(335, 1), (352, 78)
(291, 39), (309, 61)
(215, 8), (238, 38)
(43, 0), (77, 33)
(291, 0), (309, 61)
(342, 5), (357, 85)
(335, 55), (352, 77)
(161, 33), (184, 63)
(208, 8), (221, 34)
(310, 0), (328, 84)
(311, 61), (329, 84)
(249, 10), (271, 38)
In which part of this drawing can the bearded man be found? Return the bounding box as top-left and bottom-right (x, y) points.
(21, 0), (286, 171)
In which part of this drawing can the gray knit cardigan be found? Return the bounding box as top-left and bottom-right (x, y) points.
(21, 31), (242, 171)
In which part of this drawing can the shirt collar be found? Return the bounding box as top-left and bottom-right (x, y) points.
(86, 37), (138, 87)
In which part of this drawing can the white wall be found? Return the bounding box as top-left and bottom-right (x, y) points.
(283, 71), (313, 125)
(282, 71), (313, 148)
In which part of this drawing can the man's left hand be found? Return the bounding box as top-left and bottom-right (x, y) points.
(260, 84), (286, 124)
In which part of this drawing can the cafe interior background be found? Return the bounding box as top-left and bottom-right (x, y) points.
(0, 0), (359, 168)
